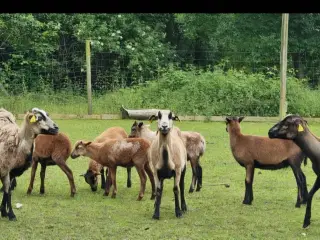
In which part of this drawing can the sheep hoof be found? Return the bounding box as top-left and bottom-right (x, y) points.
(111, 194), (116, 198)
(137, 196), (143, 201)
(103, 192), (109, 197)
(242, 200), (252, 205)
(150, 194), (156, 200)
(70, 193), (75, 197)
(196, 186), (201, 192)
(8, 215), (16, 221)
(27, 189), (32, 195)
(40, 189), (45, 194)
(152, 214), (160, 220)
(295, 203), (301, 208)
(181, 204), (187, 212)
(127, 182), (132, 188)
(1, 210), (8, 217)
(303, 221), (310, 228)
(188, 188), (194, 193)
(175, 210), (183, 218)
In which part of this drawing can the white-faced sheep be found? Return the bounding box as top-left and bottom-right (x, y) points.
(0, 107), (59, 221)
(148, 111), (187, 219)
(71, 137), (156, 200)
(80, 127), (133, 194)
(226, 116), (308, 208)
(129, 120), (206, 193)
(26, 132), (76, 197)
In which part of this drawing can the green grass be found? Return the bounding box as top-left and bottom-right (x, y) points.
(1, 119), (320, 240)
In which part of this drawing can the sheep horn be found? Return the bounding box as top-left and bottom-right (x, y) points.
(79, 173), (86, 177)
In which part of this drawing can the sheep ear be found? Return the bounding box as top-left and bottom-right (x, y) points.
(84, 141), (92, 146)
(225, 117), (232, 123)
(172, 115), (181, 122)
(28, 114), (37, 123)
(133, 120), (137, 126)
(138, 122), (144, 128)
(238, 116), (245, 123)
(149, 115), (157, 123)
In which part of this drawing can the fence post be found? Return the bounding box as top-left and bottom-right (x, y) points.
(279, 13), (289, 120)
(86, 39), (92, 115)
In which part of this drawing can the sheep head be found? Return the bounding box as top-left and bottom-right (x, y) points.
(71, 140), (92, 159)
(268, 114), (308, 140)
(128, 120), (144, 138)
(26, 108), (59, 135)
(149, 111), (180, 136)
(225, 116), (245, 133)
(80, 170), (100, 192)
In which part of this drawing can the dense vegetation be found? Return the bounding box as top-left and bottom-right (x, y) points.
(1, 14), (320, 116)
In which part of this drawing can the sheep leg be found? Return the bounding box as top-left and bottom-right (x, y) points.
(180, 165), (187, 212)
(188, 159), (197, 193)
(243, 164), (254, 205)
(303, 176), (320, 228)
(0, 175), (9, 217)
(144, 162), (156, 200)
(27, 160), (39, 195)
(110, 167), (117, 198)
(100, 168), (106, 189)
(174, 169), (183, 218)
(56, 161), (77, 197)
(127, 167), (132, 188)
(10, 177), (17, 191)
(196, 162), (203, 192)
(135, 165), (147, 201)
(152, 172), (163, 220)
(6, 188), (16, 221)
(300, 171), (308, 204)
(104, 168), (112, 196)
(39, 162), (47, 194)
(290, 165), (305, 208)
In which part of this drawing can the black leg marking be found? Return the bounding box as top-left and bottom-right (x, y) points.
(174, 185), (182, 218)
(196, 164), (202, 192)
(100, 168), (106, 189)
(180, 166), (187, 212)
(7, 191), (16, 221)
(303, 176), (320, 228)
(0, 192), (8, 218)
(152, 180), (163, 220)
(40, 163), (47, 194)
(127, 167), (132, 188)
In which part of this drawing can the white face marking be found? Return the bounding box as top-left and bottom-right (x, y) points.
(31, 108), (57, 134)
(157, 111), (173, 134)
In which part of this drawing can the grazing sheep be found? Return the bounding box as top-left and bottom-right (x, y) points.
(0, 107), (59, 221)
(26, 132), (76, 197)
(148, 111), (187, 219)
(268, 114), (320, 228)
(80, 127), (132, 193)
(71, 137), (155, 200)
(129, 120), (206, 193)
(226, 116), (308, 208)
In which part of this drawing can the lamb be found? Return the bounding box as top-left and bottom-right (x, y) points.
(129, 120), (206, 193)
(225, 116), (308, 208)
(80, 127), (132, 194)
(268, 114), (320, 228)
(0, 107), (59, 221)
(71, 137), (155, 200)
(148, 111), (187, 219)
(26, 132), (76, 197)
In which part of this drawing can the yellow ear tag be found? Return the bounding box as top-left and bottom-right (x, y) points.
(298, 124), (304, 132)
(29, 115), (37, 123)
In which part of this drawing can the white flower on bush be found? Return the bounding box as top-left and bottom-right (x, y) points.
(141, 31), (145, 36)
(117, 30), (121, 34)
(131, 47), (135, 51)
(101, 42), (104, 46)
(111, 33), (116, 37)
(139, 66), (142, 71)
(98, 36), (101, 40)
(119, 36), (123, 39)
(126, 45), (132, 49)
(118, 15), (121, 18)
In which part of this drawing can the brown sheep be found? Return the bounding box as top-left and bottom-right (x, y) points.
(226, 116), (308, 208)
(129, 120), (206, 193)
(0, 107), (59, 221)
(80, 127), (132, 194)
(71, 137), (156, 200)
(26, 132), (76, 197)
(148, 111), (188, 219)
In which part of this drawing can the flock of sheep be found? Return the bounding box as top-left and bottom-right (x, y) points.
(0, 107), (320, 229)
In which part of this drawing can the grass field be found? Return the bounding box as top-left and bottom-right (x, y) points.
(1, 119), (320, 240)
